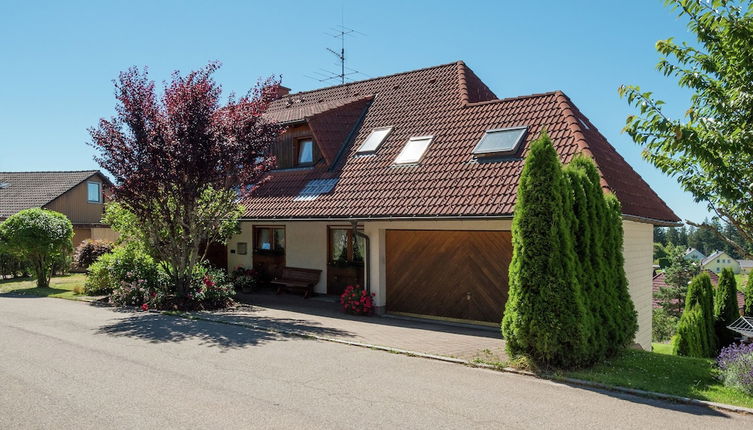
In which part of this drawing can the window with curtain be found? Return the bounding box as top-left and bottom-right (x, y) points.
(329, 227), (365, 266)
(254, 226), (285, 255)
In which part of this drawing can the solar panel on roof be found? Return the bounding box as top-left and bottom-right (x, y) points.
(357, 127), (393, 154)
(472, 126), (527, 156)
(293, 178), (338, 201)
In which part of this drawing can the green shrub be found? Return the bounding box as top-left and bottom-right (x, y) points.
(74, 239), (114, 269)
(501, 131), (587, 368)
(746, 276), (753, 316)
(653, 308), (678, 342)
(673, 273), (717, 357)
(0, 251), (30, 279)
(0, 208), (73, 287)
(86, 246), (163, 298)
(714, 268), (740, 348)
(84, 253), (115, 295)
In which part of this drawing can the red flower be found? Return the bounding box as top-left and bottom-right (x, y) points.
(141, 303), (149, 311)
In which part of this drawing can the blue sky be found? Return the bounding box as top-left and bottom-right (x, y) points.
(0, 0), (709, 222)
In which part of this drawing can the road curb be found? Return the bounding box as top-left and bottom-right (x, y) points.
(169, 308), (753, 417)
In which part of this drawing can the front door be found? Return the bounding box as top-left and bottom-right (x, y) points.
(326, 226), (365, 296)
(252, 225), (286, 285)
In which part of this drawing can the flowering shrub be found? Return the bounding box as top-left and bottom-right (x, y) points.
(340, 285), (375, 315)
(185, 266), (235, 309)
(85, 246), (162, 296)
(231, 266), (258, 292)
(110, 277), (165, 308)
(74, 239), (114, 269)
(717, 343), (753, 395)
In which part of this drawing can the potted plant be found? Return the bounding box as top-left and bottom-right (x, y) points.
(231, 266), (258, 293)
(340, 285), (375, 315)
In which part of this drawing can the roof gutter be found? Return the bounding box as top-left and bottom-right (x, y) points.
(621, 214), (683, 227)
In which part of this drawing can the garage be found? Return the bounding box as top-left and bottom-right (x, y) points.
(385, 230), (512, 324)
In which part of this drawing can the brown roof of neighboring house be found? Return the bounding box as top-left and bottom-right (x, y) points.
(0, 170), (108, 218)
(653, 270), (746, 312)
(243, 61), (679, 223)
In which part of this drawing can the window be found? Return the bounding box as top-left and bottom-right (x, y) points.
(297, 139), (314, 165)
(253, 226), (285, 255)
(394, 136), (433, 165)
(472, 127), (527, 156)
(329, 227), (365, 266)
(357, 127), (393, 154)
(87, 182), (101, 203)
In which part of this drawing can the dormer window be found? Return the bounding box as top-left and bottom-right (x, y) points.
(357, 126), (393, 154)
(472, 126), (527, 157)
(394, 136), (433, 165)
(297, 139), (314, 166)
(87, 181), (102, 203)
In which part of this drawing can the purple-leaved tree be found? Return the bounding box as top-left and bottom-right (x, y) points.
(89, 62), (281, 296)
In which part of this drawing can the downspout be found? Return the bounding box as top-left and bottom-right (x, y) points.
(351, 220), (370, 295)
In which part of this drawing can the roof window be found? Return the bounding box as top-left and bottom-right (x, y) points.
(356, 127), (393, 154)
(394, 136), (433, 165)
(472, 127), (527, 157)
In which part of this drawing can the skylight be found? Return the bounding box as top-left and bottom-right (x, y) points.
(357, 127), (393, 154)
(0, 182), (9, 189)
(472, 127), (527, 156)
(394, 136), (433, 165)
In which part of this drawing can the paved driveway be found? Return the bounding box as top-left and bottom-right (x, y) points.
(1, 295), (752, 429)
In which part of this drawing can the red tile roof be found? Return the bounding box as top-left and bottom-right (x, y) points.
(653, 270), (746, 313)
(243, 61), (679, 223)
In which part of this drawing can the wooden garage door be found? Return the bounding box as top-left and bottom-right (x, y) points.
(386, 230), (512, 324)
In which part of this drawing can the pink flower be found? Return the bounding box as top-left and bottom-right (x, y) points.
(141, 303), (149, 311)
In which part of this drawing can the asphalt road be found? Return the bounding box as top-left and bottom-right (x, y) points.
(1, 296), (751, 429)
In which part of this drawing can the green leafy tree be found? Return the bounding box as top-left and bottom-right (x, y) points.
(658, 245), (701, 316)
(745, 276), (753, 316)
(501, 131), (587, 368)
(714, 268), (740, 347)
(0, 209), (73, 288)
(620, 0), (753, 258)
(673, 273), (717, 357)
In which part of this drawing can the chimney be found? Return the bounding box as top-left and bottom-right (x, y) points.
(277, 86), (291, 98)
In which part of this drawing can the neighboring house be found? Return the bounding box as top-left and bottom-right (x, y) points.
(227, 61), (680, 350)
(0, 170), (116, 247)
(683, 248), (706, 262)
(653, 270), (746, 315)
(738, 259), (753, 274)
(701, 250), (741, 274)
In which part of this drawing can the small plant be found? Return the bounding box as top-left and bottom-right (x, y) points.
(717, 343), (753, 395)
(230, 266), (257, 293)
(72, 285), (85, 295)
(74, 239), (114, 269)
(340, 285), (375, 315)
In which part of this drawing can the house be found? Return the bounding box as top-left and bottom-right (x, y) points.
(738, 259), (753, 274)
(653, 270), (746, 315)
(701, 250), (741, 274)
(0, 170), (116, 247)
(227, 61), (680, 350)
(683, 248), (705, 262)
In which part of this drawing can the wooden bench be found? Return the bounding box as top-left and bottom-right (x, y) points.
(271, 267), (322, 299)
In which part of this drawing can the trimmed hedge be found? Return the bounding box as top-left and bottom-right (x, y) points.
(501, 131), (587, 368)
(714, 268), (739, 348)
(673, 273), (717, 357)
(502, 134), (638, 368)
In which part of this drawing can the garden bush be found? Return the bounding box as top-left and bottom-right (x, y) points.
(74, 239), (114, 269)
(501, 131), (588, 368)
(87, 246), (163, 298)
(230, 266), (258, 292)
(652, 308), (678, 342)
(717, 343), (753, 395)
(714, 268), (739, 348)
(0, 251), (30, 279)
(0, 208), (73, 287)
(673, 273), (717, 357)
(84, 253), (115, 295)
(340, 285), (375, 315)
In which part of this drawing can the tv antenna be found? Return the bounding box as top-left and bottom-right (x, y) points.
(306, 14), (368, 85)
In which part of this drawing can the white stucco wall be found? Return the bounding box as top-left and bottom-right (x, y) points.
(229, 217), (655, 350)
(622, 219), (654, 350)
(702, 252), (741, 274)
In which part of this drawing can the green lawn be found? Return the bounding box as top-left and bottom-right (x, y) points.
(652, 342), (673, 355)
(0, 273), (87, 300)
(564, 349), (753, 408)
